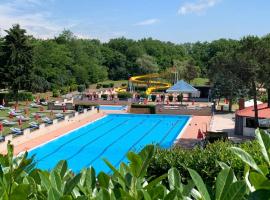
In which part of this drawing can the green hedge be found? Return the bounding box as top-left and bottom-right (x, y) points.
(0, 92), (33, 102)
(74, 103), (99, 111)
(148, 140), (262, 186)
(117, 92), (132, 99)
(131, 104), (156, 114)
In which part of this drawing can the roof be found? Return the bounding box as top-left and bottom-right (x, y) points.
(166, 80), (199, 93)
(236, 103), (270, 118)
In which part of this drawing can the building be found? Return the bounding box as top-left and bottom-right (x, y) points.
(235, 103), (270, 136)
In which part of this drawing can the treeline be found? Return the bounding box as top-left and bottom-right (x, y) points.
(0, 24), (237, 93)
(0, 25), (270, 112)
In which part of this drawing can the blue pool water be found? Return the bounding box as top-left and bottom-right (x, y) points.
(99, 105), (127, 110)
(29, 114), (190, 173)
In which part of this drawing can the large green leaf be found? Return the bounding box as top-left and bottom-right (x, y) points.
(249, 172), (270, 190)
(63, 173), (81, 195)
(9, 184), (31, 200)
(221, 181), (247, 200)
(187, 168), (211, 200)
(127, 151), (142, 177)
(39, 171), (51, 191)
(97, 172), (110, 188)
(255, 129), (270, 164)
(230, 147), (264, 175)
(54, 160), (68, 178)
(138, 145), (155, 177)
(168, 168), (182, 190)
(215, 168), (234, 200)
(103, 158), (126, 183)
(48, 187), (62, 200)
(248, 189), (270, 200)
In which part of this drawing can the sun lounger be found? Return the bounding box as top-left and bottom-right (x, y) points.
(0, 136), (5, 142)
(29, 121), (39, 128)
(31, 113), (45, 117)
(16, 115), (30, 121)
(41, 102), (48, 106)
(8, 111), (20, 116)
(0, 117), (6, 121)
(41, 117), (53, 124)
(2, 120), (17, 126)
(0, 105), (8, 110)
(55, 113), (64, 119)
(30, 103), (41, 108)
(10, 127), (23, 135)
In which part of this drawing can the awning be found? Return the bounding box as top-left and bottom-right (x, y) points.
(166, 80), (199, 94)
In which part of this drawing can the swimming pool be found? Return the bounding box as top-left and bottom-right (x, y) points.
(99, 105), (127, 110)
(29, 114), (190, 173)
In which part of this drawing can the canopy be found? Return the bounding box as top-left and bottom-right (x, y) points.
(166, 80), (199, 94)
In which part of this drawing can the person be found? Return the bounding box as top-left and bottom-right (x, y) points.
(97, 105), (100, 113)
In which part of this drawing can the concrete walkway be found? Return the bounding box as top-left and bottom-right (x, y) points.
(211, 113), (235, 136)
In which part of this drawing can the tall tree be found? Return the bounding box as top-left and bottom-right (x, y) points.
(1, 24), (33, 101)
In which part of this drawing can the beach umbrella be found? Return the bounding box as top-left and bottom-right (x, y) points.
(0, 123), (3, 136)
(9, 113), (14, 119)
(18, 117), (22, 129)
(63, 105), (66, 113)
(197, 129), (204, 139)
(35, 114), (39, 121)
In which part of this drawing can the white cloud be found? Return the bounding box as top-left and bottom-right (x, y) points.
(0, 0), (66, 38)
(134, 18), (159, 26)
(178, 0), (220, 15)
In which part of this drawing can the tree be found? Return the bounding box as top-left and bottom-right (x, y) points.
(237, 36), (263, 127)
(1, 24), (33, 101)
(136, 54), (159, 74)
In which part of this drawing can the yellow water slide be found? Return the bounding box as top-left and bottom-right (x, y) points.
(130, 73), (171, 95)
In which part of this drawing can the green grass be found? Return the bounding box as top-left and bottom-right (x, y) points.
(0, 102), (70, 136)
(190, 78), (210, 86)
(89, 80), (128, 89)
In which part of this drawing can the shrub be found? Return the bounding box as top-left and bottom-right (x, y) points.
(168, 95), (173, 102)
(151, 94), (157, 102)
(148, 140), (262, 186)
(160, 94), (165, 101)
(101, 94), (108, 100)
(177, 93), (183, 103)
(102, 83), (110, 88)
(135, 86), (147, 92)
(77, 84), (86, 93)
(109, 83), (114, 87)
(70, 84), (78, 92)
(0, 92), (34, 102)
(121, 83), (127, 87)
(131, 104), (156, 114)
(60, 87), (69, 95)
(260, 93), (268, 103)
(117, 92), (132, 100)
(52, 89), (60, 97)
(139, 92), (147, 99)
(96, 84), (101, 89)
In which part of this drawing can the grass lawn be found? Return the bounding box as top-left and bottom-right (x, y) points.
(190, 78), (210, 86)
(0, 101), (71, 136)
(89, 80), (128, 89)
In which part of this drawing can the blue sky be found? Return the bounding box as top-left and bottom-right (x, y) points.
(0, 0), (269, 43)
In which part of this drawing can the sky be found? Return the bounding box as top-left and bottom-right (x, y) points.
(0, 0), (269, 43)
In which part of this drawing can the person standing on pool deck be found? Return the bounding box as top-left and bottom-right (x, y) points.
(97, 105), (100, 113)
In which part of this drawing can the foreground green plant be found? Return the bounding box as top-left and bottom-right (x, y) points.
(0, 130), (270, 199)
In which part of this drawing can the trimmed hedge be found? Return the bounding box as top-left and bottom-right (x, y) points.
(148, 140), (262, 186)
(131, 104), (156, 114)
(117, 92), (132, 100)
(101, 94), (108, 100)
(0, 92), (33, 102)
(74, 103), (99, 111)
